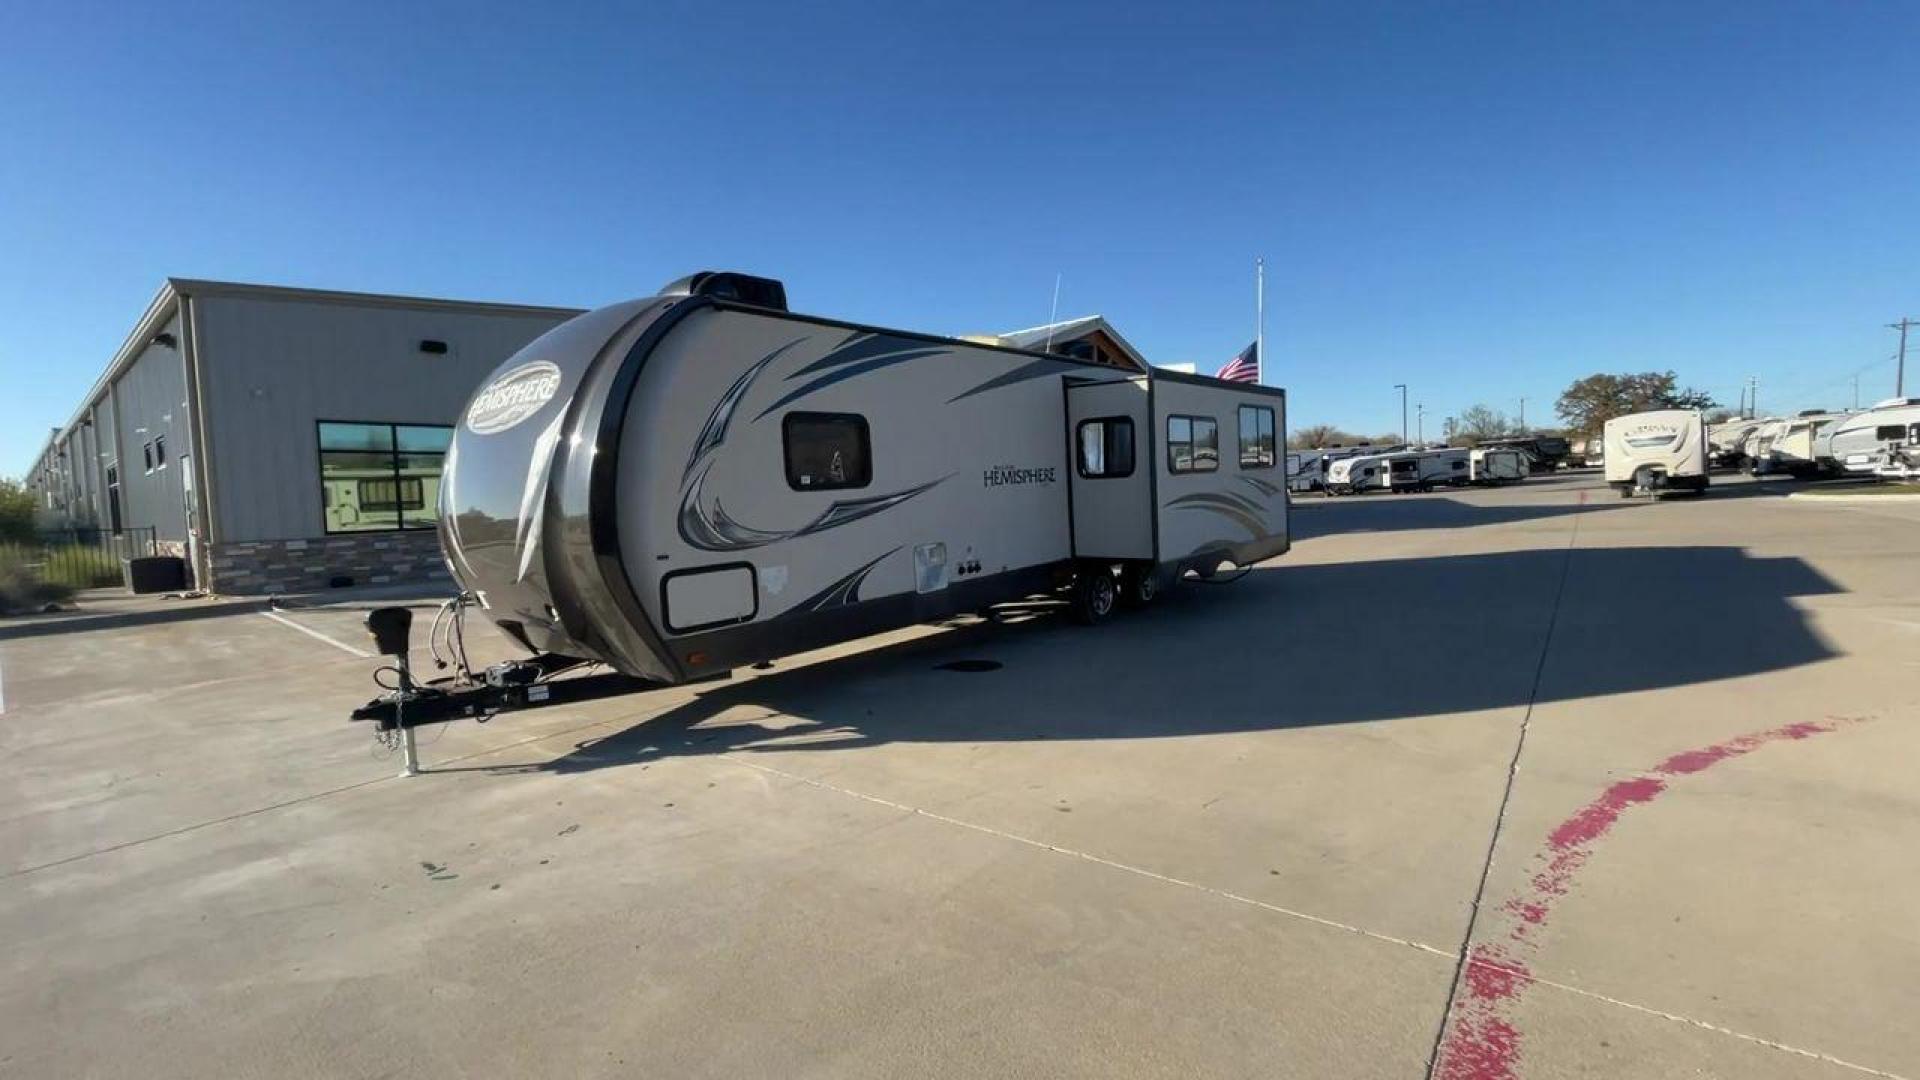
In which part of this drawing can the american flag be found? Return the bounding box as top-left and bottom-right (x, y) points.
(1216, 341), (1258, 383)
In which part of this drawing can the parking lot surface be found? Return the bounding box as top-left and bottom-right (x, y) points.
(2, 472), (1916, 1079)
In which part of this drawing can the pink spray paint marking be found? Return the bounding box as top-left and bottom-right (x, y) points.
(1434, 717), (1861, 1080)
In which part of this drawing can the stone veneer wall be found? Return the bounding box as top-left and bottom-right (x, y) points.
(208, 531), (452, 595)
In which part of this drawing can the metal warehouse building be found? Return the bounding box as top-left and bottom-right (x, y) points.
(23, 280), (580, 594)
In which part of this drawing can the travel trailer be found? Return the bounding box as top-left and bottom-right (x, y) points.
(1764, 411), (1844, 476)
(1476, 434), (1571, 472)
(1469, 446), (1529, 484)
(1287, 444), (1387, 493)
(1741, 418), (1791, 475)
(388, 272), (1289, 700)
(1604, 409), (1710, 498)
(1707, 417), (1769, 468)
(1385, 447), (1471, 491)
(1323, 452), (1392, 495)
(1874, 421), (1920, 481)
(1823, 399), (1920, 474)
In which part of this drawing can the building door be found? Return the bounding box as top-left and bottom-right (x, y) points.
(105, 464), (123, 534)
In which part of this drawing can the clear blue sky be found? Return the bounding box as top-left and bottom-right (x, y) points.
(4, 0), (1916, 470)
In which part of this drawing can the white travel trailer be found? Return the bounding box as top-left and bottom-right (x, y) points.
(1765, 412), (1844, 476)
(411, 272), (1288, 692)
(1384, 447), (1471, 492)
(1874, 420), (1920, 481)
(1604, 409), (1710, 498)
(1707, 417), (1768, 467)
(1287, 445), (1387, 493)
(1323, 452), (1392, 495)
(1469, 446), (1529, 484)
(1740, 417), (1790, 474)
(1823, 399), (1920, 474)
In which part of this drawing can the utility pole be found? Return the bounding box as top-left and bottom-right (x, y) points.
(1890, 318), (1915, 398)
(1518, 397), (1527, 432)
(1748, 376), (1759, 418)
(1417, 403), (1425, 445)
(1394, 384), (1408, 445)
(1852, 375), (1859, 411)
(1738, 383), (1748, 418)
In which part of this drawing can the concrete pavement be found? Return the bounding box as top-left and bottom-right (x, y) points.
(1, 472), (1914, 1078)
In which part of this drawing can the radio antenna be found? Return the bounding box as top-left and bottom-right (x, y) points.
(1043, 272), (1063, 352)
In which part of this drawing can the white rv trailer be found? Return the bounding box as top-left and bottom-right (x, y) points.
(1604, 409), (1710, 498)
(1384, 447), (1471, 492)
(1287, 444), (1387, 493)
(1323, 452), (1392, 495)
(1765, 412), (1844, 476)
(1707, 417), (1768, 467)
(1873, 420), (1920, 481)
(428, 272), (1289, 688)
(1469, 446), (1529, 484)
(1823, 399), (1920, 474)
(1741, 417), (1791, 475)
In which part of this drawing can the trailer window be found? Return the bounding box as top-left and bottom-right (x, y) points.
(1077, 417), (1135, 478)
(1237, 406), (1276, 469)
(1167, 415), (1218, 473)
(784, 412), (871, 491)
(1876, 425), (1909, 441)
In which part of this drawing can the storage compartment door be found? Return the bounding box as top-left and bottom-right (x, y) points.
(1066, 379), (1153, 560)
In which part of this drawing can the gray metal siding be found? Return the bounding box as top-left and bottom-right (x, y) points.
(111, 314), (193, 541)
(194, 296), (572, 543)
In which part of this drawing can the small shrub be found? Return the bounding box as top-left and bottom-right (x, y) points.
(0, 553), (75, 614)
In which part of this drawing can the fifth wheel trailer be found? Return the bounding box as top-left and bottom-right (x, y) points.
(1469, 446), (1529, 484)
(413, 271), (1289, 696)
(1605, 409), (1710, 498)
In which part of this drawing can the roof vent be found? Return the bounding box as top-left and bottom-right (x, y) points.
(658, 271), (788, 312)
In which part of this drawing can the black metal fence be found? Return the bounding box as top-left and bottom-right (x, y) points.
(0, 526), (159, 589)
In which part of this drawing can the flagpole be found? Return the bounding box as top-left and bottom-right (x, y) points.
(1255, 257), (1265, 386)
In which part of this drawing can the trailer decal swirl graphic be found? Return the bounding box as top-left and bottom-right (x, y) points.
(682, 336), (809, 485)
(1163, 491), (1271, 539)
(677, 460), (952, 553)
(787, 547), (901, 614)
(753, 338), (949, 421)
(947, 358), (1067, 404)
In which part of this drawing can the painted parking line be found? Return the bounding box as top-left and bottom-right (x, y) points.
(257, 608), (372, 659)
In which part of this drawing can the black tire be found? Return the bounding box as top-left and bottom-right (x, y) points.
(1071, 567), (1117, 625)
(1119, 566), (1159, 609)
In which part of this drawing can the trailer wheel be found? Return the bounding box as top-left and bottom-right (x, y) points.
(1071, 567), (1117, 625)
(1119, 566), (1158, 609)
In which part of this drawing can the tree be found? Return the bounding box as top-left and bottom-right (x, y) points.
(1454, 404), (1514, 443)
(1290, 425), (1369, 449)
(1555, 371), (1718, 440)
(0, 479), (37, 543)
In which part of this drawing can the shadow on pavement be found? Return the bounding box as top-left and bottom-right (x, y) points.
(1291, 493), (1623, 538)
(0, 599), (258, 641)
(521, 544), (1840, 774)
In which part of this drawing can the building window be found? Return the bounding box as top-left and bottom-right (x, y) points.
(783, 412), (871, 491)
(1166, 415), (1218, 474)
(1077, 417), (1135, 478)
(1238, 405), (1276, 469)
(153, 435), (167, 469)
(318, 421), (452, 533)
(142, 441), (154, 473)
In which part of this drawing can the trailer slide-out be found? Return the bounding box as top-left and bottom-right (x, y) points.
(352, 271), (1290, 729)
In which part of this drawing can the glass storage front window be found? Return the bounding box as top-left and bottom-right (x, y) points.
(319, 422), (451, 533)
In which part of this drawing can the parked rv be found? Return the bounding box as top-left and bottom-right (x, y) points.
(1286, 445), (1386, 493)
(1469, 446), (1529, 484)
(424, 271), (1289, 690)
(1764, 412), (1844, 477)
(1823, 399), (1920, 474)
(1742, 418), (1791, 475)
(1323, 452), (1391, 495)
(1385, 448), (1471, 492)
(1605, 409), (1710, 498)
(1477, 434), (1571, 472)
(1707, 417), (1769, 468)
(1874, 421), (1920, 481)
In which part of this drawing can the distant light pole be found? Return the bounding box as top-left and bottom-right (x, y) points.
(1891, 318), (1915, 398)
(1416, 403), (1426, 445)
(1518, 397), (1527, 432)
(1394, 384), (1408, 444)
